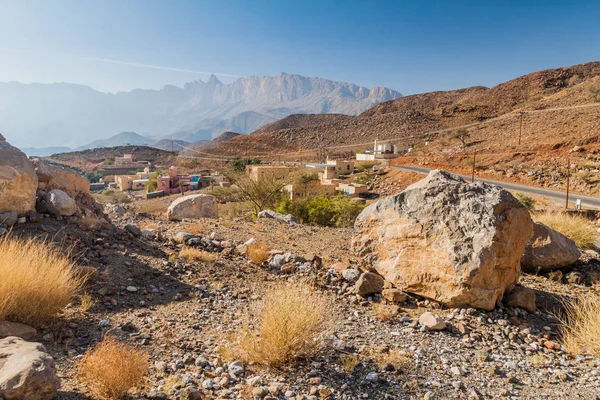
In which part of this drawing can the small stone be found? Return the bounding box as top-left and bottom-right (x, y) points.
(504, 286), (536, 312)
(252, 387), (267, 397)
(201, 379), (213, 389)
(450, 366), (463, 376)
(419, 312), (446, 331)
(342, 268), (361, 283)
(228, 360), (244, 376)
(0, 321), (37, 340)
(365, 371), (379, 382)
(280, 263), (296, 274)
(381, 288), (408, 303)
(126, 286), (138, 292)
(354, 272), (384, 296)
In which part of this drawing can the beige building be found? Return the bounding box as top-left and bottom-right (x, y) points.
(113, 167), (152, 191)
(283, 181), (336, 200)
(337, 183), (368, 197)
(326, 159), (354, 175)
(246, 165), (297, 182)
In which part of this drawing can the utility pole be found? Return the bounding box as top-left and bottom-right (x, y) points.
(565, 157), (571, 210)
(471, 151), (476, 183)
(518, 111), (524, 146)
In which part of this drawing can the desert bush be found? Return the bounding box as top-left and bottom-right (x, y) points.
(210, 186), (240, 203)
(535, 212), (597, 249)
(77, 337), (149, 400)
(247, 242), (270, 265)
(354, 174), (374, 185)
(514, 192), (536, 211)
(557, 295), (600, 356)
(0, 236), (81, 325)
(367, 347), (412, 372)
(340, 353), (361, 373)
(225, 281), (334, 366)
(100, 189), (132, 204)
(277, 195), (365, 228)
(226, 172), (287, 214)
(589, 84), (600, 102)
(354, 161), (380, 173)
(179, 247), (216, 262)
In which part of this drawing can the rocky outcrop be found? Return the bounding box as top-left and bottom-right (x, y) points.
(167, 194), (218, 221)
(257, 209), (299, 224)
(521, 221), (581, 272)
(352, 170), (533, 310)
(0, 134), (38, 213)
(32, 159), (90, 195)
(504, 286), (536, 312)
(0, 337), (59, 400)
(44, 189), (78, 216)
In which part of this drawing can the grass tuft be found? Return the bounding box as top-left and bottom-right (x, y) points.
(558, 295), (600, 356)
(178, 247), (217, 262)
(247, 242), (271, 265)
(535, 212), (597, 249)
(225, 281), (334, 366)
(77, 337), (149, 400)
(0, 236), (81, 325)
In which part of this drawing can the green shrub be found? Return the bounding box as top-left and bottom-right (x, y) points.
(355, 161), (380, 173)
(100, 189), (131, 204)
(354, 174), (374, 185)
(514, 192), (536, 211)
(277, 195), (365, 227)
(84, 172), (103, 183)
(232, 158), (262, 172)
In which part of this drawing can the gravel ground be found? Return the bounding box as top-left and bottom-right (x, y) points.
(8, 209), (600, 400)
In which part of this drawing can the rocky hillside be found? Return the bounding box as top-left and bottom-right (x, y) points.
(0, 74), (401, 148)
(46, 146), (178, 171)
(197, 62), (600, 165)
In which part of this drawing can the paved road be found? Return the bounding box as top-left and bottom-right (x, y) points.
(393, 165), (600, 210)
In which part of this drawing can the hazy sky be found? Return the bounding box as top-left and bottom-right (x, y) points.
(0, 0), (599, 94)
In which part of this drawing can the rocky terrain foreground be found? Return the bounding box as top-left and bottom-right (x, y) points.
(2, 134), (600, 400)
(3, 202), (600, 400)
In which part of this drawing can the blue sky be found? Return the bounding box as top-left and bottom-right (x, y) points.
(0, 0), (598, 94)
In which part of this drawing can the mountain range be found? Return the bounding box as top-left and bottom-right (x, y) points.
(0, 73), (401, 152)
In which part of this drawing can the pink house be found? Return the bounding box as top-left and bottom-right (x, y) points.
(157, 166), (193, 195)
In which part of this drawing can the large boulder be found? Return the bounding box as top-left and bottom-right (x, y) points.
(0, 134), (38, 213)
(45, 189), (78, 216)
(167, 194), (218, 221)
(351, 170), (533, 310)
(32, 159), (90, 195)
(0, 337), (59, 400)
(521, 221), (581, 272)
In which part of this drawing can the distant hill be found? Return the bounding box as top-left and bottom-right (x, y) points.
(46, 145), (177, 170)
(152, 139), (191, 152)
(197, 61), (600, 158)
(76, 132), (156, 150)
(0, 73), (401, 148)
(22, 146), (72, 157)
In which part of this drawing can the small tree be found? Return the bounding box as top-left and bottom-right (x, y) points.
(226, 172), (288, 215)
(453, 128), (470, 148)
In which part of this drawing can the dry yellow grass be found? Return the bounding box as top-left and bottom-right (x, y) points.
(372, 303), (400, 321)
(247, 242), (271, 265)
(182, 223), (206, 236)
(340, 353), (361, 373)
(367, 347), (412, 372)
(0, 236), (81, 325)
(535, 212), (597, 249)
(226, 281), (334, 366)
(178, 247), (217, 262)
(134, 201), (168, 215)
(77, 337), (149, 400)
(79, 294), (95, 314)
(558, 295), (600, 356)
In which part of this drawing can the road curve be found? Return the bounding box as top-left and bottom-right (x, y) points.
(393, 165), (600, 210)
